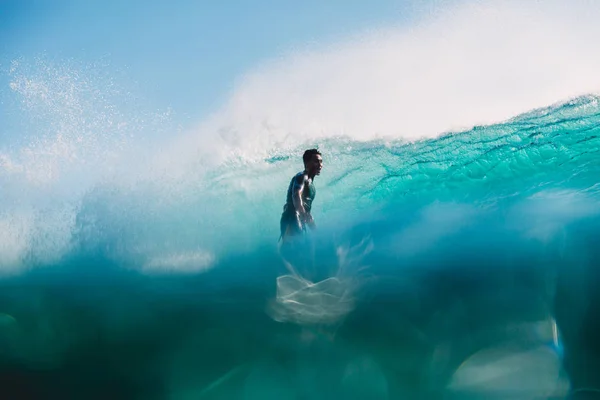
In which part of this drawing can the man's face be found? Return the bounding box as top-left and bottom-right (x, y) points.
(308, 154), (323, 176)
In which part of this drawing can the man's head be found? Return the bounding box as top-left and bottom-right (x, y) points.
(303, 149), (323, 177)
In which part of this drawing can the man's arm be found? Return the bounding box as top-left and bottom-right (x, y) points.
(292, 175), (307, 218)
(292, 175), (315, 228)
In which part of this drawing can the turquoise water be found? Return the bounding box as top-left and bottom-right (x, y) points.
(2, 62), (600, 399)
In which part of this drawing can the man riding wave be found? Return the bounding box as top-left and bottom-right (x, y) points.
(279, 149), (323, 243)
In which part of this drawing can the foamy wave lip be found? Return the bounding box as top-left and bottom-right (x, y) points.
(166, 0), (600, 169)
(141, 250), (216, 274)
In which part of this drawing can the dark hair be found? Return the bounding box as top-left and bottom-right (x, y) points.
(303, 148), (321, 165)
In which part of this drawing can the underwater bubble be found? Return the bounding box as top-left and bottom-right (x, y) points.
(447, 343), (570, 399)
(269, 274), (356, 325)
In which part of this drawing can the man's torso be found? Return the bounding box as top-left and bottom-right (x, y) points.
(284, 172), (316, 214)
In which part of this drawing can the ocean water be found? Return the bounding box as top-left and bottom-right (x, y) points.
(3, 25), (600, 400)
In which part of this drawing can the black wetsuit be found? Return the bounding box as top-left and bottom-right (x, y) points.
(279, 171), (316, 241)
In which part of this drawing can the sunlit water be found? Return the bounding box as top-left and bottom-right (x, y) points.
(3, 2), (600, 397)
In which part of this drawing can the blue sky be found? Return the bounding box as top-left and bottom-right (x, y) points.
(0, 0), (417, 132)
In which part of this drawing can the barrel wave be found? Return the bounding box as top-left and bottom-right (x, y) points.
(3, 74), (600, 397)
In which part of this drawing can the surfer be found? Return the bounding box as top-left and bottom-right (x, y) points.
(279, 149), (323, 243)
